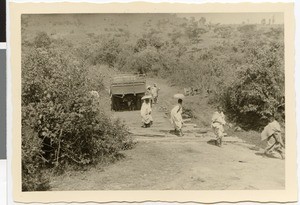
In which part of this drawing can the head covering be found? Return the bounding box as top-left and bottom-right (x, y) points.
(174, 93), (185, 99)
(142, 95), (152, 100)
(147, 86), (151, 89)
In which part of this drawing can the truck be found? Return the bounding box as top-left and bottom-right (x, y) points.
(110, 74), (146, 111)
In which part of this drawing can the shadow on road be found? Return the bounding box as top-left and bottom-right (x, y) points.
(207, 139), (217, 146)
(255, 152), (280, 160)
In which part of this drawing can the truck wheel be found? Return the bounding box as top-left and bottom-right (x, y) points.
(115, 97), (120, 111)
(112, 96), (118, 111)
(136, 97), (141, 110)
(111, 97), (114, 111)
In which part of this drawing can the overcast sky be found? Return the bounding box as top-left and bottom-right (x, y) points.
(177, 13), (283, 24)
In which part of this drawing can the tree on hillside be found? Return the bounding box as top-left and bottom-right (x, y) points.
(223, 41), (284, 130)
(90, 37), (121, 67)
(199, 17), (206, 25)
(185, 24), (207, 42)
(34, 32), (52, 48)
(213, 26), (233, 38)
(134, 38), (148, 52)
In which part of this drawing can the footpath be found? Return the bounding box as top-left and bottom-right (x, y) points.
(50, 78), (285, 191)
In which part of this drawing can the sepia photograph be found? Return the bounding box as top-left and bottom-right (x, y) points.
(10, 2), (297, 203)
(21, 12), (286, 191)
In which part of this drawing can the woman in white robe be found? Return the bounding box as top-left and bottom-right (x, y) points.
(211, 106), (226, 147)
(261, 116), (284, 159)
(171, 99), (184, 136)
(141, 98), (153, 127)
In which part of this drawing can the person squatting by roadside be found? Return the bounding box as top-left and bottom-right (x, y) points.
(211, 106), (226, 147)
(151, 83), (160, 104)
(141, 97), (153, 128)
(261, 114), (285, 159)
(171, 98), (184, 137)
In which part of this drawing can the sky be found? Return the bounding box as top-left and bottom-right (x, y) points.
(177, 13), (283, 24)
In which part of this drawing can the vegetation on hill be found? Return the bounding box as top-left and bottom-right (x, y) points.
(21, 14), (284, 190)
(22, 32), (134, 191)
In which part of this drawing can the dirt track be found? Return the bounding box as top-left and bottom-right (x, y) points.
(50, 78), (285, 190)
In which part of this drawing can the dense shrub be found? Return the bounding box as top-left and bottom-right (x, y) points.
(22, 125), (50, 191)
(121, 47), (161, 74)
(237, 24), (257, 35)
(213, 25), (233, 38)
(221, 41), (284, 130)
(90, 37), (122, 67)
(22, 34), (134, 191)
(33, 32), (52, 48)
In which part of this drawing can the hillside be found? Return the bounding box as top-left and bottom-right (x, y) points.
(49, 76), (285, 191)
(22, 13), (284, 130)
(21, 13), (285, 191)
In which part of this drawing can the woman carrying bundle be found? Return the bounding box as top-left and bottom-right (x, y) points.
(141, 96), (153, 128)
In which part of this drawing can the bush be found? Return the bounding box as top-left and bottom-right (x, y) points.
(22, 34), (134, 191)
(90, 37), (121, 67)
(22, 125), (50, 191)
(213, 25), (233, 38)
(119, 47), (160, 74)
(222, 41), (284, 130)
(33, 32), (52, 48)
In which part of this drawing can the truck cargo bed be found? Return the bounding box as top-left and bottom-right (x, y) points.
(110, 83), (145, 95)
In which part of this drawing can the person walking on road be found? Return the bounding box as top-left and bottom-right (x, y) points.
(261, 114), (285, 159)
(145, 86), (153, 107)
(211, 106), (226, 147)
(141, 96), (153, 128)
(146, 86), (152, 95)
(171, 98), (184, 137)
(151, 83), (160, 104)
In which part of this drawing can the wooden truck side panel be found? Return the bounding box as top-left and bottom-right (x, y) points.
(110, 74), (146, 111)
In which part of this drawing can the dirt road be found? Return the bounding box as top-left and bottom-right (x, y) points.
(50, 78), (285, 190)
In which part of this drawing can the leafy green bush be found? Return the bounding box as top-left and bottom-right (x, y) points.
(90, 37), (122, 67)
(33, 32), (52, 48)
(22, 34), (134, 191)
(22, 125), (50, 191)
(221, 41), (284, 130)
(213, 25), (233, 38)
